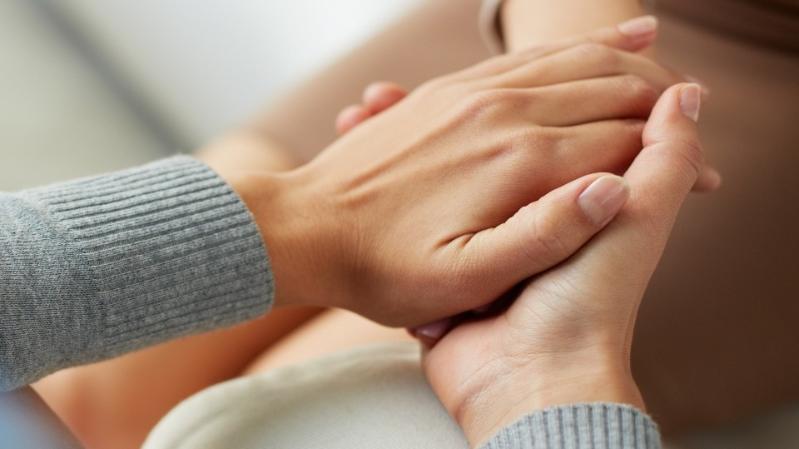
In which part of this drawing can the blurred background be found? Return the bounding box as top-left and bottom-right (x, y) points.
(0, 0), (421, 190)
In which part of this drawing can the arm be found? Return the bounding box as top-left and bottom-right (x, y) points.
(499, 0), (646, 52)
(0, 156), (273, 391)
(422, 82), (705, 448)
(1, 24), (683, 389)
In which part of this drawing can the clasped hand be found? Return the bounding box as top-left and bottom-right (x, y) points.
(223, 17), (713, 448)
(237, 21), (714, 327)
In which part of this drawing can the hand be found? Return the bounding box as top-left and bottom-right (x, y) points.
(419, 83), (706, 446)
(334, 81), (408, 135)
(235, 21), (704, 327)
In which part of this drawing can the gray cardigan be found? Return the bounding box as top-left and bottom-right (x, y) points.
(0, 157), (660, 448)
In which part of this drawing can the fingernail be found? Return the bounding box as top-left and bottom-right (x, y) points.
(618, 15), (658, 38)
(685, 75), (711, 97)
(705, 167), (723, 190)
(578, 175), (630, 226)
(680, 84), (702, 122)
(414, 319), (451, 341)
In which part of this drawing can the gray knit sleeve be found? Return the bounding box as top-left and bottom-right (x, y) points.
(479, 403), (661, 449)
(0, 156), (273, 391)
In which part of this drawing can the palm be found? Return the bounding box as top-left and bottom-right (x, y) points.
(423, 241), (646, 428)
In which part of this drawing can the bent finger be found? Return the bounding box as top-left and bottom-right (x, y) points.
(362, 82), (407, 115)
(335, 105), (371, 135)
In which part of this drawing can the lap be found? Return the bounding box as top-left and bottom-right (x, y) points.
(244, 310), (411, 374)
(144, 343), (466, 449)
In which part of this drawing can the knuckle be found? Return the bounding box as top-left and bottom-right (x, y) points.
(641, 137), (705, 184)
(622, 75), (659, 105)
(460, 90), (498, 117)
(576, 42), (617, 67)
(575, 42), (604, 55)
(673, 137), (705, 176)
(471, 89), (515, 108)
(459, 89), (524, 120)
(615, 119), (647, 146)
(515, 126), (560, 150)
(625, 119), (647, 137)
(529, 208), (569, 261)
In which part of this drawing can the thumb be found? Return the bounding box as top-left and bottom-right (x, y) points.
(548, 83), (706, 302)
(462, 173), (630, 297)
(626, 82), (705, 232)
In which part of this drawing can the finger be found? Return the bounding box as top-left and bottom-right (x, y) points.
(631, 83), (705, 216)
(335, 104), (371, 135)
(694, 166), (723, 192)
(460, 173), (630, 291)
(547, 120), (646, 184)
(362, 82), (407, 115)
(507, 85), (706, 329)
(490, 42), (683, 91)
(579, 84), (705, 282)
(512, 75), (660, 126)
(550, 116), (718, 194)
(452, 15), (659, 81)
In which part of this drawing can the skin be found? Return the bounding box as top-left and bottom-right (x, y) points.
(31, 83), (411, 449)
(501, 0), (646, 51)
(235, 26), (698, 328)
(328, 52), (709, 448)
(252, 73), (708, 448)
(209, 4), (799, 443)
(31, 24), (684, 447)
(498, 0), (799, 435)
(35, 5), (779, 446)
(32, 22), (690, 449)
(423, 83), (705, 446)
(210, 4), (799, 442)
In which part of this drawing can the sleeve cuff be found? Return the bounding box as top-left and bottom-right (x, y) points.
(480, 403), (661, 449)
(32, 156), (273, 359)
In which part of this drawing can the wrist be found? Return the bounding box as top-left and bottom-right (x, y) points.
(197, 129), (301, 175)
(217, 168), (319, 308)
(458, 355), (643, 447)
(501, 0), (644, 52)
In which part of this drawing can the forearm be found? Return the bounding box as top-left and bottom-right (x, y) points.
(500, 0), (645, 52)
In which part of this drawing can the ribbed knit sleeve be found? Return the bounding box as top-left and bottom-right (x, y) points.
(479, 404), (661, 449)
(0, 156), (273, 391)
